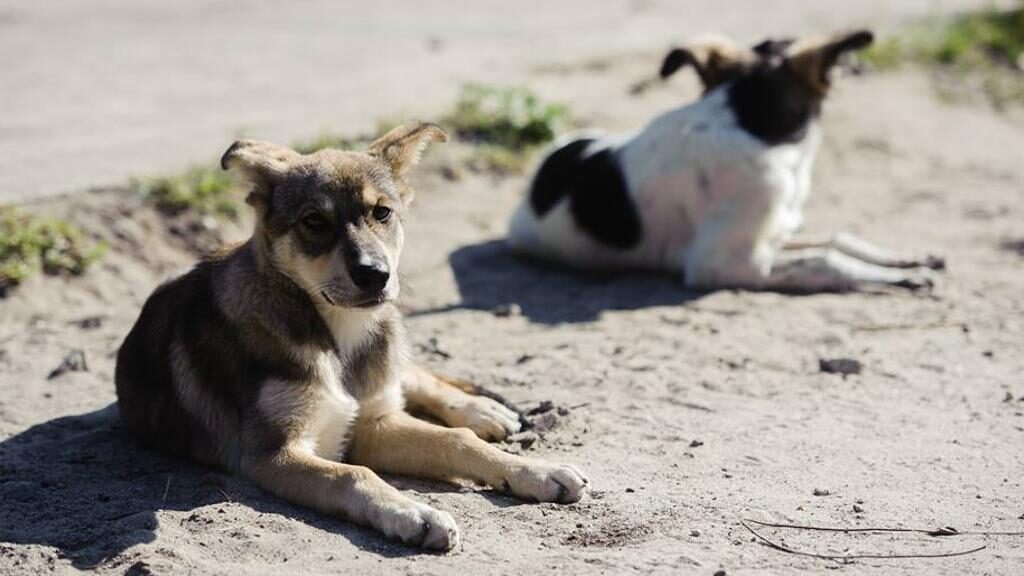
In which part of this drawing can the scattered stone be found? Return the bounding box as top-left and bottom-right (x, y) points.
(526, 401), (555, 416)
(47, 349), (88, 379)
(74, 316), (104, 330)
(530, 411), (560, 432)
(625, 487), (635, 493)
(714, 570), (727, 576)
(507, 431), (538, 451)
(515, 354), (535, 365)
(124, 561), (158, 576)
(1005, 391), (1015, 403)
(690, 529), (701, 537)
(492, 303), (522, 318)
(813, 488), (831, 496)
(853, 504), (864, 513)
(689, 439), (704, 448)
(982, 350), (994, 358)
(818, 358), (862, 376)
(557, 406), (570, 416)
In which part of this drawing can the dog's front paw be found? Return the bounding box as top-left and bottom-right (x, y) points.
(921, 253), (946, 271)
(503, 462), (589, 504)
(893, 269), (938, 293)
(444, 395), (521, 442)
(374, 499), (460, 552)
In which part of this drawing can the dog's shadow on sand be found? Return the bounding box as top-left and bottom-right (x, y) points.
(408, 240), (705, 323)
(0, 405), (522, 568)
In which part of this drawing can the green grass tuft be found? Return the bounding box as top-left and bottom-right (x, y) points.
(861, 7), (1024, 70)
(0, 206), (106, 294)
(933, 7), (1024, 67)
(441, 84), (571, 174)
(135, 166), (239, 219)
(443, 84), (569, 151)
(861, 6), (1024, 106)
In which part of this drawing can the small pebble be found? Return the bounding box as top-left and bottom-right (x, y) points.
(819, 358), (862, 376)
(689, 439), (704, 448)
(853, 504), (864, 513)
(813, 488), (831, 496)
(48, 349), (88, 380)
(625, 487), (635, 493)
(714, 570), (727, 576)
(690, 529), (701, 537)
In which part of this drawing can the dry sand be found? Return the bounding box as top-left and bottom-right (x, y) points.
(2, 3), (1024, 575)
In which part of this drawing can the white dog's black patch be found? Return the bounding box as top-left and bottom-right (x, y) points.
(530, 138), (595, 216)
(529, 139), (643, 249)
(568, 149), (642, 249)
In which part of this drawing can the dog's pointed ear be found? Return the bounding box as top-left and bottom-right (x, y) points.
(660, 35), (754, 91)
(787, 30), (874, 94)
(367, 121), (448, 178)
(221, 139), (299, 207)
(659, 47), (694, 80)
(367, 121), (448, 206)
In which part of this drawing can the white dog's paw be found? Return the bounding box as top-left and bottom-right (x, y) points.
(444, 395), (521, 442)
(503, 462), (589, 504)
(374, 499), (460, 552)
(893, 268), (939, 292)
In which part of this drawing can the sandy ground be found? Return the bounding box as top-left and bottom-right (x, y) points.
(0, 0), (988, 204)
(3, 3), (1024, 576)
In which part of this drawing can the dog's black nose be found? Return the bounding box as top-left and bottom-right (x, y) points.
(350, 262), (390, 293)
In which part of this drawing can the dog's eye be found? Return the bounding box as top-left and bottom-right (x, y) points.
(302, 213), (329, 232)
(372, 205), (393, 223)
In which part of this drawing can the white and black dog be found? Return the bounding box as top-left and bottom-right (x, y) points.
(508, 31), (943, 292)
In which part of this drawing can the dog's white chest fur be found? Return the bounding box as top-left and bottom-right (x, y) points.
(257, 307), (403, 462)
(303, 354), (359, 459)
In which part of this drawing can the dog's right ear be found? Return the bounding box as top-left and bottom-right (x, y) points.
(220, 140), (299, 207)
(659, 36), (754, 91)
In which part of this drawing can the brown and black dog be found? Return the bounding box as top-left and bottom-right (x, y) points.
(116, 122), (588, 551)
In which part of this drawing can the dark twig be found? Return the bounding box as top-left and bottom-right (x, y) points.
(741, 519), (995, 560)
(743, 519), (1024, 537)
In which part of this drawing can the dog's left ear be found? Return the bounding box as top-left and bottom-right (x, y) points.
(368, 121), (448, 205)
(659, 36), (755, 92)
(787, 30), (874, 94)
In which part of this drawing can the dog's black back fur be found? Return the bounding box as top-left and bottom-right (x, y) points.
(528, 139), (643, 249)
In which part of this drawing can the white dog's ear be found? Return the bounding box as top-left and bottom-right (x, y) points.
(367, 121), (448, 205)
(660, 35), (755, 91)
(787, 30), (874, 94)
(221, 140), (300, 208)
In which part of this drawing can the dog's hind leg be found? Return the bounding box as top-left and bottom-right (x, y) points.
(784, 232), (944, 270)
(401, 364), (521, 441)
(348, 411), (588, 503)
(241, 446), (460, 551)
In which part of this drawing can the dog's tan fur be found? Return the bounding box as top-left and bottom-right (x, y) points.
(116, 121), (587, 552)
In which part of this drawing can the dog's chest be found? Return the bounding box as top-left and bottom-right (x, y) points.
(309, 353), (362, 456)
(304, 360), (359, 460)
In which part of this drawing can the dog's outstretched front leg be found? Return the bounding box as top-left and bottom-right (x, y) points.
(402, 364), (521, 441)
(785, 232), (944, 270)
(761, 247), (936, 292)
(348, 412), (588, 503)
(241, 446), (459, 551)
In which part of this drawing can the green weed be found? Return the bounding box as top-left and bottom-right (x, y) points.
(0, 206), (105, 294)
